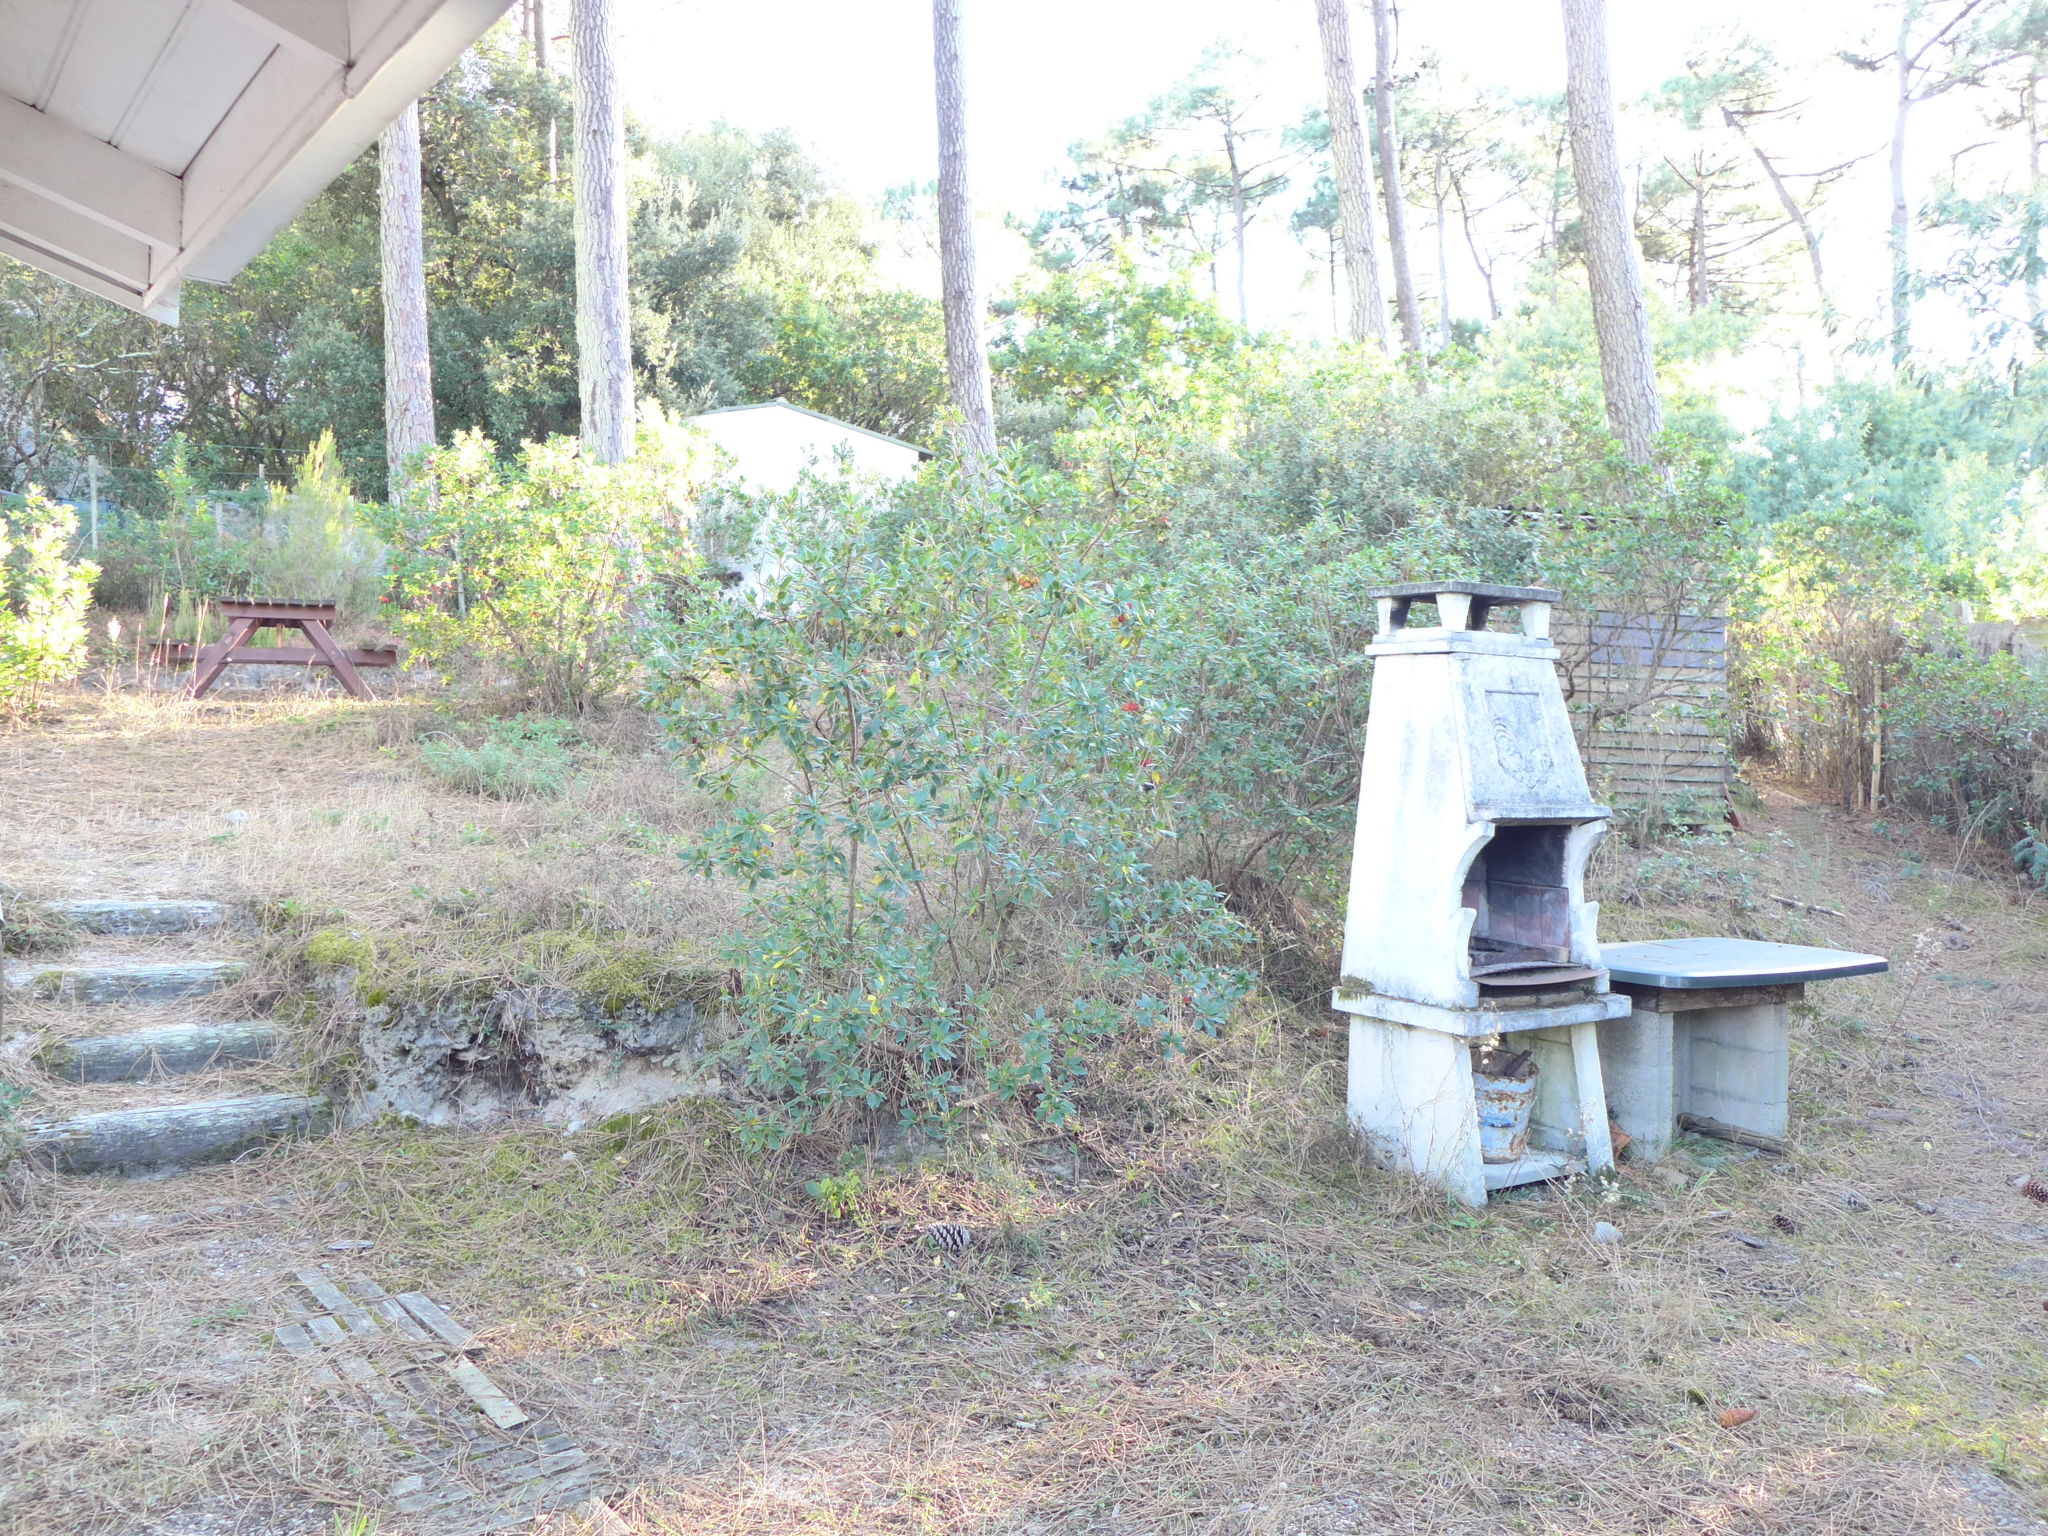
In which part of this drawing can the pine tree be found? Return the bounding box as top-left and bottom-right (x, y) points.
(1562, 0), (1662, 461)
(933, 0), (998, 470)
(572, 0), (632, 463)
(378, 102), (437, 495)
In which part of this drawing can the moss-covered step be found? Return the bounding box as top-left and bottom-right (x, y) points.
(25, 1093), (328, 1173)
(4, 959), (245, 1004)
(34, 1020), (279, 1082)
(40, 899), (225, 936)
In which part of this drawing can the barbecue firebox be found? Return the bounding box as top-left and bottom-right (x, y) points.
(1334, 581), (1630, 1204)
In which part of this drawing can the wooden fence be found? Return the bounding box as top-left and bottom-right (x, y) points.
(1553, 609), (1732, 808)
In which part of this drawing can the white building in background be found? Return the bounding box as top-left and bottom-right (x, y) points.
(686, 399), (931, 594)
(688, 400), (929, 491)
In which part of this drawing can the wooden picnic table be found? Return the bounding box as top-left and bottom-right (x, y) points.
(154, 598), (396, 701)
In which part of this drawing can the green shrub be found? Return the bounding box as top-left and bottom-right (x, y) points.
(1885, 647), (2048, 844)
(804, 1170), (863, 1221)
(0, 1079), (28, 1173)
(0, 487), (97, 716)
(651, 464), (1251, 1150)
(372, 419), (704, 711)
(418, 716), (580, 799)
(243, 433), (387, 616)
(1735, 506), (1947, 808)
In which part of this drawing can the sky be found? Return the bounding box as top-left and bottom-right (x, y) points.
(606, 0), (2011, 373)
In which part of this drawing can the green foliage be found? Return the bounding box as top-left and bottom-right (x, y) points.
(992, 260), (1239, 416)
(303, 927), (378, 974)
(743, 283), (946, 446)
(418, 716), (581, 800)
(805, 1170), (864, 1221)
(651, 467), (1251, 1151)
(243, 434), (387, 615)
(1735, 505), (1942, 805)
(0, 487), (97, 717)
(1886, 648), (2048, 843)
(373, 421), (704, 711)
(0, 1078), (27, 1174)
(1733, 372), (2048, 603)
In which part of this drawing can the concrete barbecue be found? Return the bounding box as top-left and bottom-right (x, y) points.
(1334, 581), (1630, 1205)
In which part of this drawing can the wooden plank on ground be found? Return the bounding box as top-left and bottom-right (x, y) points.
(443, 1357), (530, 1429)
(346, 1274), (437, 1343)
(398, 1291), (479, 1351)
(295, 1268), (378, 1334)
(272, 1321), (341, 1386)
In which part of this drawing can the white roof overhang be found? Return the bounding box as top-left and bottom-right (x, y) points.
(0, 0), (513, 323)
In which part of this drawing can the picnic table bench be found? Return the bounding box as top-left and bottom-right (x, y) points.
(152, 598), (396, 701)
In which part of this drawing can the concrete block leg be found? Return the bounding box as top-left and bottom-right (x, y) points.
(1520, 1026), (1612, 1171)
(1569, 1020), (1617, 1177)
(1347, 1016), (1486, 1207)
(1597, 1007), (1676, 1163)
(1678, 1002), (1791, 1140)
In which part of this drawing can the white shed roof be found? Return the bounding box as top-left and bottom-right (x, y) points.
(694, 400), (933, 460)
(0, 0), (512, 322)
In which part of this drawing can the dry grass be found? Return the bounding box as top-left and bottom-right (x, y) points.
(5, 692), (2048, 1534)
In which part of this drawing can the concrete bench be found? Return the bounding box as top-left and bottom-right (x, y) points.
(1596, 938), (1887, 1161)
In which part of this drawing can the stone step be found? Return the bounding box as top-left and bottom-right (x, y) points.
(34, 1020), (279, 1082)
(25, 1093), (328, 1174)
(40, 899), (226, 936)
(4, 958), (246, 1005)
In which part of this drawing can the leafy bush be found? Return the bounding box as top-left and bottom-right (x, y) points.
(1885, 648), (2048, 844)
(243, 433), (387, 616)
(652, 465), (1251, 1150)
(418, 716), (581, 799)
(374, 420), (703, 711)
(0, 487), (97, 716)
(1734, 506), (1943, 808)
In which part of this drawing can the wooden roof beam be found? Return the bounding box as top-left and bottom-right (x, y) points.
(198, 0), (352, 66)
(0, 181), (153, 290)
(0, 94), (183, 251)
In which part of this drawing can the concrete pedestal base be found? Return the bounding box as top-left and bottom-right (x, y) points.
(1346, 1009), (1620, 1206)
(1600, 985), (1798, 1162)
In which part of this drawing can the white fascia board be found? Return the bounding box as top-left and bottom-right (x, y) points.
(198, 0), (351, 64)
(175, 0), (511, 290)
(0, 182), (152, 289)
(0, 229), (179, 321)
(0, 93), (183, 251)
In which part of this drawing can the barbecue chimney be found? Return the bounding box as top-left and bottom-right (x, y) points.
(1334, 581), (1629, 1203)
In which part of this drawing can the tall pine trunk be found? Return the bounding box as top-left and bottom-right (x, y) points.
(1889, 16), (1916, 370)
(1225, 124), (1251, 327)
(1562, 0), (1662, 462)
(572, 0), (631, 463)
(529, 0), (557, 185)
(378, 103), (436, 497)
(1370, 0), (1424, 353)
(1312, 0), (1388, 347)
(2028, 69), (2045, 351)
(933, 0), (998, 470)
(1686, 171), (1709, 311)
(1434, 157), (1452, 349)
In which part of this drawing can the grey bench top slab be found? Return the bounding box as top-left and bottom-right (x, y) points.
(1601, 937), (1888, 990)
